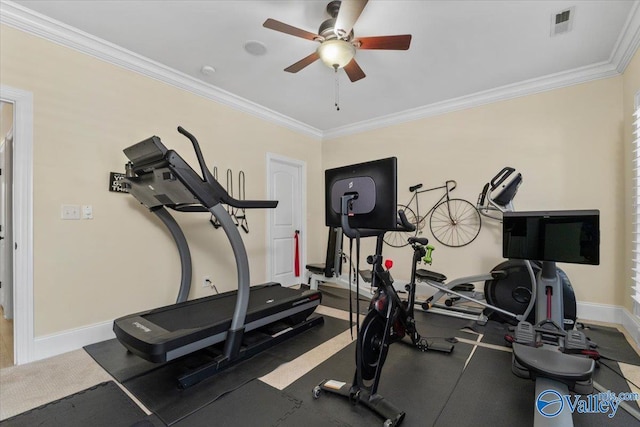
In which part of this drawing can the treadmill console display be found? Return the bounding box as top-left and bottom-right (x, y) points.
(503, 210), (600, 265)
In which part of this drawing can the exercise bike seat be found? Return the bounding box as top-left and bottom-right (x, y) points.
(512, 342), (595, 382)
(306, 263), (328, 275)
(408, 237), (429, 246)
(415, 269), (447, 283)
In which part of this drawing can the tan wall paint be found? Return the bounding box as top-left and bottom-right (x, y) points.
(323, 77), (625, 308)
(0, 25), (324, 336)
(623, 48), (640, 312)
(0, 21), (635, 336)
(0, 102), (13, 138)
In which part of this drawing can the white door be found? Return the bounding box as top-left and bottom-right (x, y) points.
(267, 155), (305, 287)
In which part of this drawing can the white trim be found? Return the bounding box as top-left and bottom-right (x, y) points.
(0, 0), (322, 141)
(611, 0), (640, 73)
(1, 0), (639, 140)
(577, 301), (624, 324)
(622, 308), (640, 349)
(265, 153), (307, 286)
(0, 85), (34, 365)
(33, 320), (115, 361)
(323, 61), (619, 140)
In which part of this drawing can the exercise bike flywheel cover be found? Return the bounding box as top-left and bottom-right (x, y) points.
(359, 312), (387, 381)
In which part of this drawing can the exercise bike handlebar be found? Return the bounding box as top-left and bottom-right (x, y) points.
(339, 194), (415, 239)
(177, 126), (278, 209)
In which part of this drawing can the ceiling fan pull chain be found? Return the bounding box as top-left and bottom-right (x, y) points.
(334, 68), (340, 111)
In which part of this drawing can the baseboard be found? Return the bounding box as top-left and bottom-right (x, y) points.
(622, 308), (640, 348)
(578, 301), (640, 348)
(32, 320), (115, 362)
(26, 302), (640, 362)
(577, 301), (624, 324)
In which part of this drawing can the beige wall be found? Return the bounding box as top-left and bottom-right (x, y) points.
(0, 25), (324, 336)
(0, 102), (13, 138)
(323, 76), (625, 309)
(623, 48), (640, 312)
(1, 21), (637, 337)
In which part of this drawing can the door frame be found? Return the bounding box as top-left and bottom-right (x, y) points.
(0, 85), (34, 365)
(265, 153), (306, 285)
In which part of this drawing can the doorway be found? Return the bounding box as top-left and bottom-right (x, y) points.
(1, 85), (34, 365)
(0, 101), (14, 368)
(266, 154), (306, 287)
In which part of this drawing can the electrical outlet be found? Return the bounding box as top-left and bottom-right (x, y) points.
(61, 204), (80, 220)
(202, 276), (212, 288)
(82, 205), (93, 219)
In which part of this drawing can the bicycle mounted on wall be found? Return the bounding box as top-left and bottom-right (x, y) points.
(383, 179), (481, 248)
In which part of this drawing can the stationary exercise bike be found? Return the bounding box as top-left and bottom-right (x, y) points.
(313, 157), (453, 427)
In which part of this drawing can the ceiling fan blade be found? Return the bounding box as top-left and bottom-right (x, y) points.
(334, 0), (369, 38)
(263, 18), (320, 41)
(344, 59), (366, 82)
(284, 52), (320, 73)
(356, 34), (412, 50)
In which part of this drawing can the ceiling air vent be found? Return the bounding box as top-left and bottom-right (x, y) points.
(551, 7), (575, 36)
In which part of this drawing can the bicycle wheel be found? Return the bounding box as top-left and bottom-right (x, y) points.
(383, 204), (418, 248)
(429, 198), (481, 247)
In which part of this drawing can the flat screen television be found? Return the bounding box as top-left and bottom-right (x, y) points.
(325, 157), (397, 231)
(503, 210), (600, 265)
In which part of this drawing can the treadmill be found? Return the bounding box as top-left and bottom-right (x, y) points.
(113, 126), (323, 388)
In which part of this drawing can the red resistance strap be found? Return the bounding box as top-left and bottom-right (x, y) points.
(294, 230), (300, 277)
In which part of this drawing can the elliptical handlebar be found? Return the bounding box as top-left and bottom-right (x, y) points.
(490, 166), (515, 190)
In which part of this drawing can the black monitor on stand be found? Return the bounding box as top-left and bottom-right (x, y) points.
(503, 210), (600, 427)
(325, 157), (398, 234)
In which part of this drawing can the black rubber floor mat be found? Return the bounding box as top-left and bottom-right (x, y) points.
(115, 315), (349, 425)
(435, 347), (534, 426)
(284, 337), (474, 426)
(435, 347), (640, 427)
(85, 338), (164, 383)
(0, 381), (148, 427)
(579, 324), (640, 365)
(172, 379), (347, 427)
(318, 284), (371, 315)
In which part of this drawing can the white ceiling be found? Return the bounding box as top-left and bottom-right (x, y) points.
(2, 0), (640, 139)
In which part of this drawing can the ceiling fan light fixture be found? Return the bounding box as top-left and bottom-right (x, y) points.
(317, 39), (355, 69)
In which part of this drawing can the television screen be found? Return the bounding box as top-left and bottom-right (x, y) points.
(325, 157), (397, 230)
(503, 210), (599, 265)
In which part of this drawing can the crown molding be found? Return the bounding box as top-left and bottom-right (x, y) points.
(612, 0), (640, 73)
(1, 0), (638, 141)
(0, 1), (323, 140)
(323, 60), (620, 140)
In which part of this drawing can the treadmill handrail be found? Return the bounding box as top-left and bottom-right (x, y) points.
(175, 126), (277, 209)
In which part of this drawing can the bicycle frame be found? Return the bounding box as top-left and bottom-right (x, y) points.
(408, 180), (457, 228)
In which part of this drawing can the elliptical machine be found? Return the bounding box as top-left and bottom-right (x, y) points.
(312, 157), (453, 426)
(417, 167), (577, 329)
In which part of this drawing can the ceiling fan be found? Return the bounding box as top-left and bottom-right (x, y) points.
(263, 0), (412, 82)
